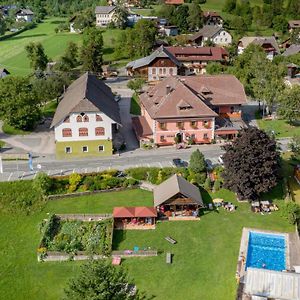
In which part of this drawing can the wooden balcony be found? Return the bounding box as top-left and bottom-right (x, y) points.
(220, 111), (242, 119)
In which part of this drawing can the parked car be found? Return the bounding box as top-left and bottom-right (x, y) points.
(172, 158), (188, 168)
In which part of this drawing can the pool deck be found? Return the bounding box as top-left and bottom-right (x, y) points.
(236, 227), (300, 300)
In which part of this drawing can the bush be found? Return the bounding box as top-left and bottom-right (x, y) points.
(68, 173), (82, 192)
(194, 172), (207, 185)
(213, 180), (221, 192)
(204, 177), (211, 191)
(281, 201), (300, 224)
(33, 172), (53, 196)
(189, 149), (206, 173)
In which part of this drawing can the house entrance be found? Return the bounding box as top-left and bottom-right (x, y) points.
(176, 132), (183, 143)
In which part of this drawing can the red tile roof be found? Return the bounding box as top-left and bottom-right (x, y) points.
(113, 207), (157, 218)
(165, 0), (184, 4)
(132, 116), (153, 138)
(166, 46), (228, 62)
(139, 75), (247, 120)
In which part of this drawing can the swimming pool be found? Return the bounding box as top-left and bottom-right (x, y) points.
(246, 231), (286, 271)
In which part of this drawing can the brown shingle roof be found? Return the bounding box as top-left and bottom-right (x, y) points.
(153, 174), (203, 207)
(139, 75), (247, 120)
(132, 116), (153, 138)
(51, 73), (121, 128)
(203, 11), (221, 18)
(166, 46), (228, 62)
(239, 36), (280, 54)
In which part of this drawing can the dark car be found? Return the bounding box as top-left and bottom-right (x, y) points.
(172, 158), (188, 168)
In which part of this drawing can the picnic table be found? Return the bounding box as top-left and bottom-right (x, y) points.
(166, 252), (172, 264)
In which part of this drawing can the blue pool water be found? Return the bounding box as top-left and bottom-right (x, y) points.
(246, 231), (286, 271)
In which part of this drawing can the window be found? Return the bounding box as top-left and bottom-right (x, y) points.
(152, 68), (156, 74)
(63, 116), (70, 123)
(62, 128), (72, 137)
(83, 115), (89, 122)
(177, 122), (184, 129)
(191, 134), (196, 140)
(76, 115), (82, 122)
(160, 135), (165, 142)
(95, 127), (105, 136)
(79, 127), (88, 136)
(82, 146), (88, 153)
(190, 121), (197, 128)
(169, 68), (173, 75)
(159, 68), (162, 75)
(163, 68), (166, 75)
(203, 133), (208, 139)
(159, 122), (166, 130)
(65, 147), (72, 154)
(98, 145), (104, 152)
(96, 114), (103, 121)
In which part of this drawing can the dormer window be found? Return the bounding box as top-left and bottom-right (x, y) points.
(76, 115), (82, 122)
(96, 114), (103, 121)
(83, 115), (89, 122)
(200, 86), (211, 95)
(177, 100), (192, 110)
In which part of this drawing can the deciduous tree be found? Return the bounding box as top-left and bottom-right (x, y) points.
(222, 127), (280, 201)
(63, 260), (142, 300)
(189, 149), (206, 173)
(25, 42), (49, 71)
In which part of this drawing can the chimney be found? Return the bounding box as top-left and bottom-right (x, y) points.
(166, 85), (171, 95)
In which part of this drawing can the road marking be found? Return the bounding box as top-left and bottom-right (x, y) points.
(159, 162), (163, 168)
(147, 163), (150, 167)
(7, 173), (13, 181)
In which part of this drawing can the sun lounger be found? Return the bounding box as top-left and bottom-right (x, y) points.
(166, 252), (172, 264)
(165, 236), (177, 244)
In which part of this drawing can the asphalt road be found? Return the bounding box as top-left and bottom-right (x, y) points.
(0, 144), (224, 181)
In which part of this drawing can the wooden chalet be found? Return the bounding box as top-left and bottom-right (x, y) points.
(154, 174), (204, 220)
(113, 207), (157, 230)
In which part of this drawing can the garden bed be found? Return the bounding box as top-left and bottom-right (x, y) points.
(38, 214), (113, 262)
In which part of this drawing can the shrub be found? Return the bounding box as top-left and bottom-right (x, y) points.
(194, 172), (207, 185)
(189, 149), (206, 173)
(125, 167), (149, 181)
(281, 201), (300, 224)
(33, 172), (53, 196)
(68, 173), (82, 192)
(204, 177), (211, 191)
(213, 180), (221, 192)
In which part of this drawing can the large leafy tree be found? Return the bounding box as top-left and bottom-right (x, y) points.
(25, 42), (49, 72)
(58, 41), (79, 71)
(222, 127), (280, 201)
(187, 2), (203, 31)
(63, 260), (142, 300)
(174, 5), (189, 32)
(0, 77), (41, 130)
(73, 8), (95, 31)
(189, 149), (206, 173)
(277, 86), (300, 122)
(81, 27), (103, 72)
(113, 0), (129, 29)
(0, 12), (6, 35)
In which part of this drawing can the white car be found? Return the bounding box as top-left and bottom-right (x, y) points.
(218, 155), (224, 165)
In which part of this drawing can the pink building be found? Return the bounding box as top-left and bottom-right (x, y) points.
(132, 75), (247, 146)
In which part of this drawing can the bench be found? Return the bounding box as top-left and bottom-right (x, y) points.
(166, 252), (172, 264)
(165, 236), (177, 244)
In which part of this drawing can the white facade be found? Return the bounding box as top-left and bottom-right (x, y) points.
(148, 66), (178, 81)
(204, 29), (232, 46)
(54, 112), (115, 142)
(96, 11), (116, 27)
(16, 14), (33, 22)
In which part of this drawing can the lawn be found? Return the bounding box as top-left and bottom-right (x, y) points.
(1, 122), (30, 135)
(0, 18), (123, 76)
(41, 100), (58, 118)
(130, 94), (141, 115)
(0, 18), (82, 76)
(0, 186), (293, 300)
(256, 112), (300, 138)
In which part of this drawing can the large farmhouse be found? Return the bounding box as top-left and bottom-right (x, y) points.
(51, 73), (121, 159)
(95, 6), (116, 27)
(126, 45), (228, 81)
(132, 75), (247, 146)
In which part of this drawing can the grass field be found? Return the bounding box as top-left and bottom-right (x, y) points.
(130, 94), (141, 115)
(256, 112), (300, 138)
(0, 18), (123, 76)
(0, 186), (293, 300)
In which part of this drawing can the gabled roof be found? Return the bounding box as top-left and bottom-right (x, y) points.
(139, 75), (247, 120)
(283, 44), (300, 56)
(51, 73), (121, 128)
(190, 25), (223, 41)
(166, 46), (228, 62)
(288, 20), (300, 28)
(245, 268), (300, 300)
(132, 116), (153, 138)
(140, 76), (218, 119)
(113, 207), (157, 218)
(95, 6), (116, 14)
(239, 36), (280, 54)
(203, 11), (222, 18)
(153, 174), (203, 207)
(0, 68), (10, 74)
(16, 8), (34, 15)
(126, 46), (181, 70)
